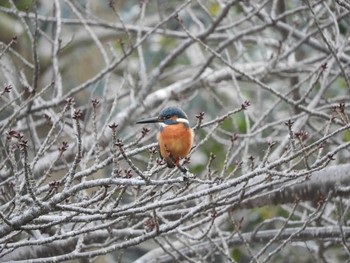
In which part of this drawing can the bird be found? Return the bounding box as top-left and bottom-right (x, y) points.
(136, 107), (194, 168)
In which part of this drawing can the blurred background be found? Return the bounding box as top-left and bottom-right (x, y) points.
(1, 0), (350, 262)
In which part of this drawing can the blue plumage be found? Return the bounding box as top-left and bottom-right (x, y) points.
(159, 107), (188, 120)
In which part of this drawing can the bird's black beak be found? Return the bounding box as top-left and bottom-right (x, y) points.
(136, 116), (160, 124)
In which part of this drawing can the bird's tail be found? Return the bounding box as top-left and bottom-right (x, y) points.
(165, 156), (177, 168)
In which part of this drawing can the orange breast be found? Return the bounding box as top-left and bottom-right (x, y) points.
(157, 123), (194, 159)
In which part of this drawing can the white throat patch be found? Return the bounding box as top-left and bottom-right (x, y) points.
(159, 118), (189, 127)
(176, 118), (189, 124)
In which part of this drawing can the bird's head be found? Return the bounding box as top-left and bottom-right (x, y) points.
(136, 107), (190, 128)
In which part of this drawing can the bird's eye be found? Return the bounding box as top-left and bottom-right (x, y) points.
(166, 115), (171, 119)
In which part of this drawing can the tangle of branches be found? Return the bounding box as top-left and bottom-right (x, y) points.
(0, 1), (350, 262)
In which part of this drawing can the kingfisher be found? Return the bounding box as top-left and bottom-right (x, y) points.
(136, 107), (194, 168)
